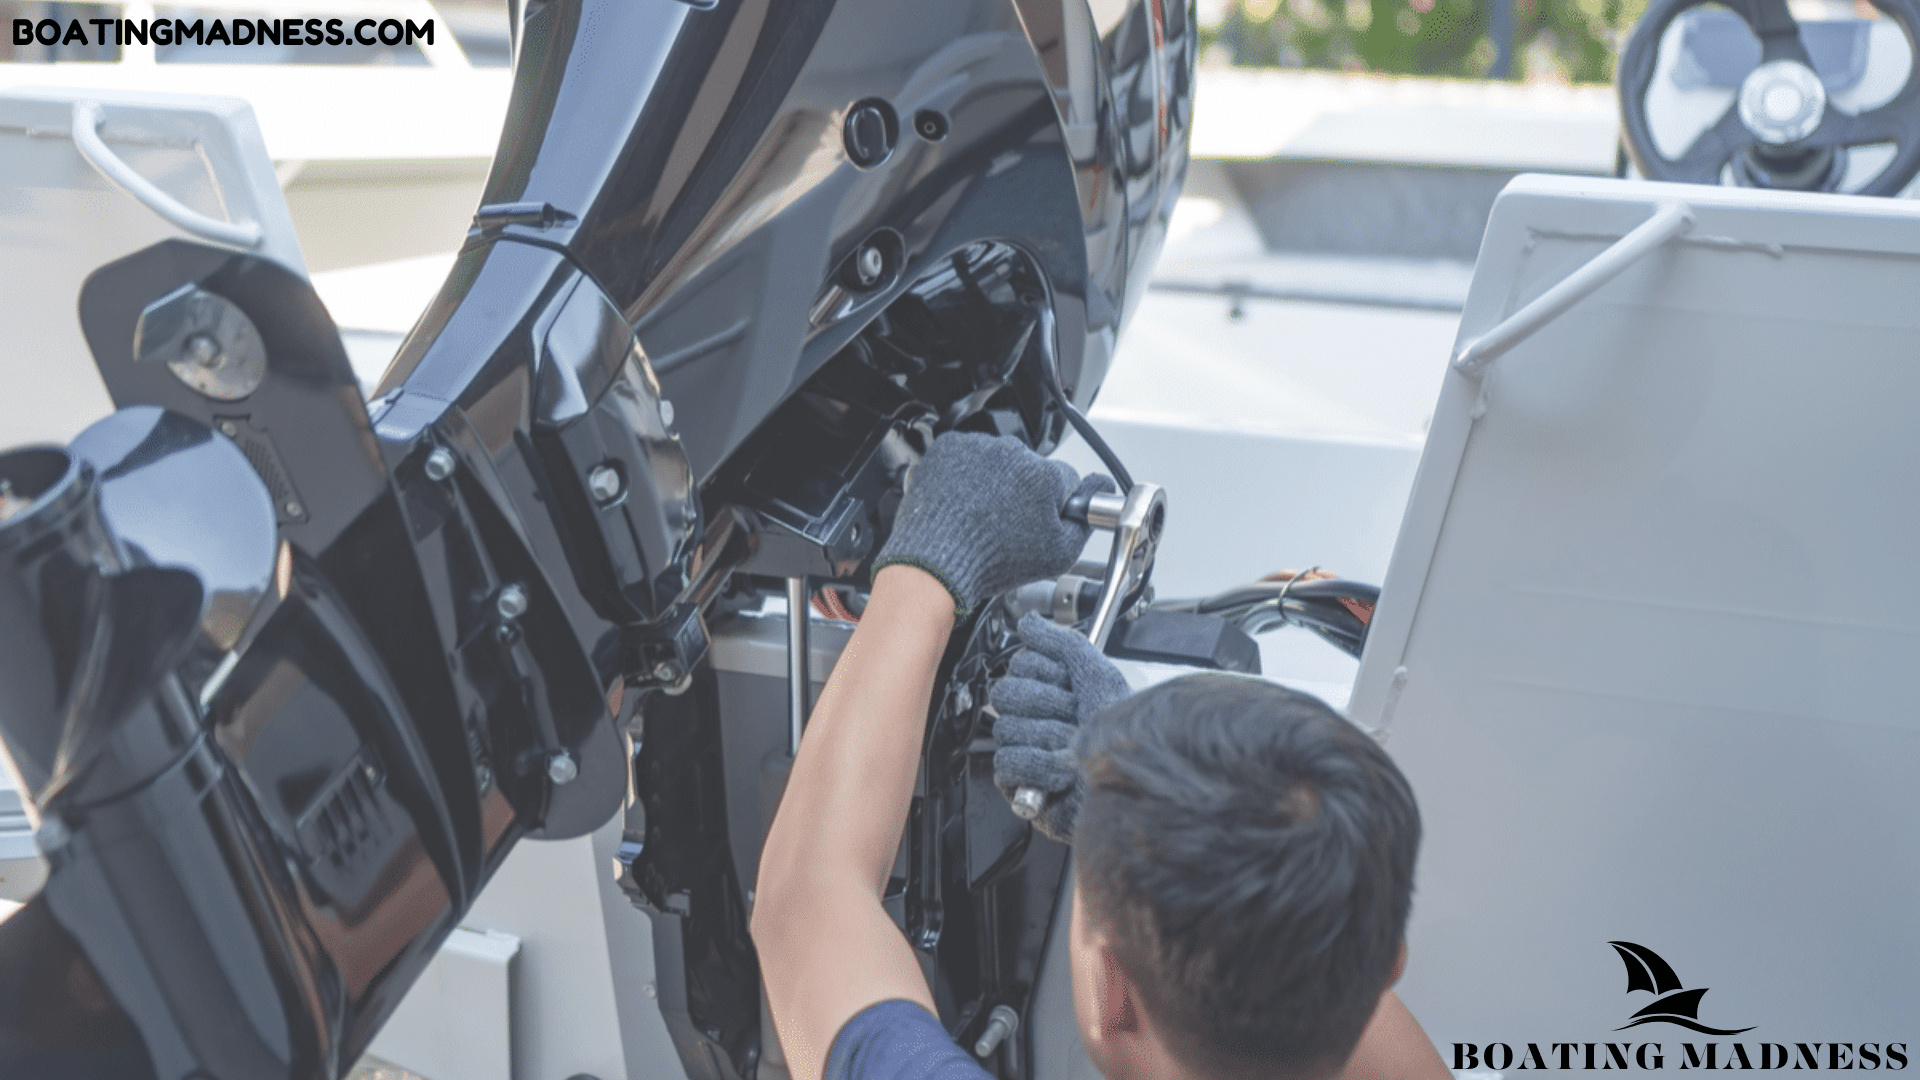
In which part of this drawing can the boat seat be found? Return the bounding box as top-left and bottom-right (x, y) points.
(1350, 174), (1920, 1037)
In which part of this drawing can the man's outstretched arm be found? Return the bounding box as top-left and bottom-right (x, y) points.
(752, 564), (955, 1080)
(752, 432), (1104, 1080)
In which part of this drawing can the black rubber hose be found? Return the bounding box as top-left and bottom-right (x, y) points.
(1034, 306), (1133, 491)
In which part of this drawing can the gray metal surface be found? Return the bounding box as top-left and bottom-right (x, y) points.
(1353, 173), (1920, 1039)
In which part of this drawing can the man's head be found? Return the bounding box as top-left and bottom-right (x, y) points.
(1065, 674), (1421, 1080)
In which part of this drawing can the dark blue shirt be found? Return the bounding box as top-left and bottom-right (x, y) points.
(826, 1000), (993, 1080)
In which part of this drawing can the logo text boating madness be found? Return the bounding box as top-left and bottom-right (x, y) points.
(13, 16), (434, 49)
(1452, 942), (1907, 1072)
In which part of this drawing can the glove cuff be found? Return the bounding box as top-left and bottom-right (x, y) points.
(871, 555), (971, 619)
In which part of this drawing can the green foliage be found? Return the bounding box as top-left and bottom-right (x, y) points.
(1200, 0), (1649, 83)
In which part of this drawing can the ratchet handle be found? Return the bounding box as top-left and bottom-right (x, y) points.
(1015, 484), (1162, 822)
(1062, 489), (1126, 530)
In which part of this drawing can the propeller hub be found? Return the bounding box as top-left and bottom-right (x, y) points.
(1738, 60), (1827, 145)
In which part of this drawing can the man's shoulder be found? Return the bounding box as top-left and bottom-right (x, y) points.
(826, 1000), (995, 1080)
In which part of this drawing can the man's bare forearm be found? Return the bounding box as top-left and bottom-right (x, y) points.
(759, 565), (953, 894)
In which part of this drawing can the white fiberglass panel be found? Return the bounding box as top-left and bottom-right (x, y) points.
(1353, 174), (1920, 1039)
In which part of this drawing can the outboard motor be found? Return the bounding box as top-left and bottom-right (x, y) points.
(0, 1), (1194, 1078)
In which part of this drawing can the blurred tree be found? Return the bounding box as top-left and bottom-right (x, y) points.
(1200, 0), (1648, 83)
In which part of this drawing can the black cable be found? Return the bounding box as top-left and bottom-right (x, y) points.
(1187, 578), (1380, 616)
(1034, 306), (1132, 491)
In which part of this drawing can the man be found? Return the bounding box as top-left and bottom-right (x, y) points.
(752, 432), (1447, 1080)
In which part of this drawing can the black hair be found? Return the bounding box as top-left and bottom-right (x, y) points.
(1072, 673), (1421, 1080)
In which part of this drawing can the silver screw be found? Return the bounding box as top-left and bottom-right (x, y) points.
(182, 332), (223, 369)
(659, 399), (675, 428)
(423, 446), (456, 481)
(857, 245), (885, 284)
(497, 583), (529, 620)
(643, 982), (658, 999)
(284, 500), (304, 518)
(974, 1005), (1020, 1058)
(547, 749), (579, 785)
(475, 761), (494, 793)
(588, 464), (623, 504)
(653, 661), (680, 683)
(217, 420), (240, 437)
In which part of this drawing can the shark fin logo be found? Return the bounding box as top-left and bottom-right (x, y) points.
(1608, 941), (1754, 1036)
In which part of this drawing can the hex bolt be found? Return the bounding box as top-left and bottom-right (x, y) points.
(588, 463), (623, 505)
(424, 446), (457, 481)
(974, 1005), (1020, 1058)
(547, 750), (579, 785)
(497, 583), (529, 620)
(856, 245), (885, 285)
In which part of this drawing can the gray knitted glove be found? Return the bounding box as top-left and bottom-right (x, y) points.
(988, 612), (1132, 842)
(874, 431), (1112, 619)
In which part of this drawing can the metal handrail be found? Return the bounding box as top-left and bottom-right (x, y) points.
(1452, 198), (1693, 377)
(70, 100), (264, 250)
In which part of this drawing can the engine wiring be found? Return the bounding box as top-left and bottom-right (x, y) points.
(813, 585), (864, 623)
(1155, 569), (1380, 659)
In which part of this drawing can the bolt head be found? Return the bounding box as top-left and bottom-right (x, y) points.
(217, 420), (240, 437)
(497, 583), (529, 620)
(588, 463), (624, 504)
(183, 333), (223, 368)
(857, 245), (885, 285)
(284, 500), (304, 518)
(653, 661), (680, 683)
(424, 446), (456, 481)
(547, 750), (579, 785)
